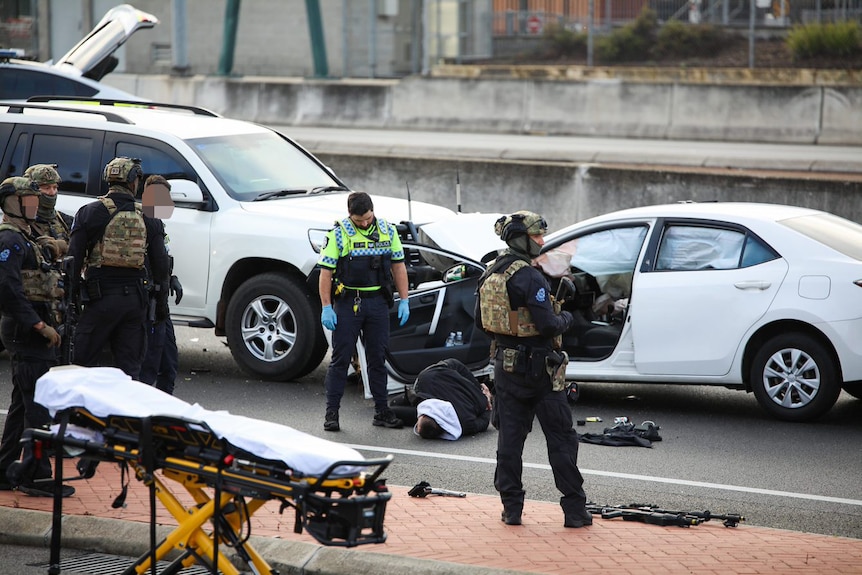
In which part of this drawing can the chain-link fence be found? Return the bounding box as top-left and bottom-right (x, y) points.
(492, 0), (862, 31)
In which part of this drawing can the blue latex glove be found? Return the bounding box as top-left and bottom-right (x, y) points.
(397, 299), (410, 326)
(321, 305), (337, 330)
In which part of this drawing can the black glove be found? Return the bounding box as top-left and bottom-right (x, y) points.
(170, 275), (183, 305)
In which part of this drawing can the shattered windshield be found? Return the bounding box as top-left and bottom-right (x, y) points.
(189, 131), (340, 201)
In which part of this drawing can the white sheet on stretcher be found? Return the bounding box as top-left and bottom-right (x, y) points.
(35, 366), (366, 477)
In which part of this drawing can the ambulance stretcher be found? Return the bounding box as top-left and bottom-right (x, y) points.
(20, 366), (393, 575)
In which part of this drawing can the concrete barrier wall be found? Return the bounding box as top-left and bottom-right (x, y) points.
(108, 74), (862, 145)
(314, 152), (862, 229)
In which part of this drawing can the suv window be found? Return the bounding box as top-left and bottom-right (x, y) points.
(0, 68), (98, 99)
(3, 127), (102, 197)
(189, 132), (339, 201)
(30, 133), (94, 196)
(108, 135), (205, 203)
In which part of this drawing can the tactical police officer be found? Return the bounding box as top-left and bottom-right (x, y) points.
(317, 191), (410, 431)
(67, 157), (170, 379)
(0, 176), (74, 497)
(24, 164), (72, 262)
(139, 175), (182, 394)
(475, 211), (590, 528)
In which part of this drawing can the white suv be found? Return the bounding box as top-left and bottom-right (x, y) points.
(0, 98), (455, 380)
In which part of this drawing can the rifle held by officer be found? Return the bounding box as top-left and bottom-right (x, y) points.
(57, 256), (78, 365)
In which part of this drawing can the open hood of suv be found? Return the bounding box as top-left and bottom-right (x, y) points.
(53, 4), (158, 81)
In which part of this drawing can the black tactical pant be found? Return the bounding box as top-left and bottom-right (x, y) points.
(73, 285), (148, 380)
(0, 354), (55, 483)
(493, 357), (586, 518)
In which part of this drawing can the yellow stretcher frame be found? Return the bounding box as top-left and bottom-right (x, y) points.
(21, 407), (393, 575)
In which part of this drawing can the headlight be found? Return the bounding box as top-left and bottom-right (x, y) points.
(308, 229), (328, 253)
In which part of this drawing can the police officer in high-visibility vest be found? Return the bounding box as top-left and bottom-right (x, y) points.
(67, 157), (170, 379)
(24, 164), (72, 263)
(317, 191), (410, 431)
(475, 211), (591, 528)
(0, 176), (74, 497)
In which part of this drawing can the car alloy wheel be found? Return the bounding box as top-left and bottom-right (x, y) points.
(750, 333), (841, 422)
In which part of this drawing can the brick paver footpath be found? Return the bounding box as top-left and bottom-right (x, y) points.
(1, 460), (861, 574)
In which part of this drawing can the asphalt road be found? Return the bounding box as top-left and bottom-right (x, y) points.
(278, 126), (862, 175)
(3, 325), (859, 544)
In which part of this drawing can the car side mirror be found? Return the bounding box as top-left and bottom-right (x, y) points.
(167, 179), (204, 204)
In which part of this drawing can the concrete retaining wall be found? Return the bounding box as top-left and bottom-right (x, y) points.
(314, 152), (862, 229)
(107, 74), (862, 145)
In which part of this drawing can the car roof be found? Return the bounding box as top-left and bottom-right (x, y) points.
(550, 202), (824, 238)
(0, 100), (271, 140)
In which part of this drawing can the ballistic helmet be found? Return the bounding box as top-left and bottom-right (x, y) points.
(494, 210), (548, 242)
(24, 164), (62, 185)
(0, 176), (39, 203)
(104, 157), (143, 186)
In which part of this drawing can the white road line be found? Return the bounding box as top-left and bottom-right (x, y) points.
(347, 443), (862, 508)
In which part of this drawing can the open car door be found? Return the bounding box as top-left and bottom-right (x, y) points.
(346, 243), (493, 398)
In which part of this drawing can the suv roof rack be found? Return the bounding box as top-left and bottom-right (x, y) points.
(3, 102), (133, 124)
(26, 96), (220, 117)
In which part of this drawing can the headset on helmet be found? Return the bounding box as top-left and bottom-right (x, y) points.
(24, 163), (62, 186)
(494, 210), (548, 242)
(104, 157), (143, 186)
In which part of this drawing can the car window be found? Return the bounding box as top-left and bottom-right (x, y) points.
(740, 234), (779, 267)
(4, 131), (28, 179)
(188, 132), (339, 201)
(541, 226), (648, 277)
(30, 133), (93, 196)
(0, 68), (98, 99)
(115, 140), (199, 199)
(656, 225), (747, 271)
(780, 212), (862, 261)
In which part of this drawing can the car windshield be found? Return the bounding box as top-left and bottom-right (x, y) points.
(188, 131), (340, 201)
(780, 213), (862, 261)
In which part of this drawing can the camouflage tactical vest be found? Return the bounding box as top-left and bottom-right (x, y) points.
(479, 259), (541, 337)
(88, 197), (147, 269)
(479, 258), (563, 348)
(0, 223), (64, 321)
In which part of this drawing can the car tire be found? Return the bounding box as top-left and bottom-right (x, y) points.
(225, 272), (319, 381)
(293, 328), (329, 379)
(750, 333), (841, 422)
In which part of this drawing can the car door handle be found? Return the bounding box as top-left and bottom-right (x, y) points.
(419, 294), (437, 304)
(734, 280), (772, 291)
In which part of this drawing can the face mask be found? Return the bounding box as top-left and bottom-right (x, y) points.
(527, 237), (543, 258)
(37, 192), (57, 219)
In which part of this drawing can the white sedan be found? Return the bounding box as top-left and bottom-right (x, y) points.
(535, 202), (862, 422)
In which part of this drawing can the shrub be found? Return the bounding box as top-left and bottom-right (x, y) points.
(654, 21), (729, 60)
(542, 22), (588, 59)
(596, 8), (658, 63)
(786, 21), (861, 60)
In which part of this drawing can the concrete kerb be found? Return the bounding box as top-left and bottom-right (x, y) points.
(0, 507), (518, 575)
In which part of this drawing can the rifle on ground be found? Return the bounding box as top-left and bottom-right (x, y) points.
(408, 481), (466, 498)
(586, 502), (745, 528)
